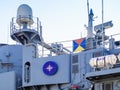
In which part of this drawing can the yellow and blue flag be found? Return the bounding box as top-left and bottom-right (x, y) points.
(73, 38), (86, 52)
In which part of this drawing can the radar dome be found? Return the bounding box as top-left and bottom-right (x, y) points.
(16, 4), (34, 25)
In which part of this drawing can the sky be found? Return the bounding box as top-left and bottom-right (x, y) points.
(0, 0), (120, 44)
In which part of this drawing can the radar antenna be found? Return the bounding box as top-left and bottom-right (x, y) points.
(10, 4), (70, 56)
(10, 4), (42, 45)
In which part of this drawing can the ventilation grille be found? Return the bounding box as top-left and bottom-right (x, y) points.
(72, 64), (79, 73)
(72, 55), (79, 73)
(72, 55), (78, 64)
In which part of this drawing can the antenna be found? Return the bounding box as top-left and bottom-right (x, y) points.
(94, 0), (113, 46)
(102, 0), (104, 44)
(86, 0), (95, 50)
(16, 4), (34, 27)
(87, 0), (89, 24)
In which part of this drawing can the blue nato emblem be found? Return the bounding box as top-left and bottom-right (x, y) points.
(43, 61), (58, 76)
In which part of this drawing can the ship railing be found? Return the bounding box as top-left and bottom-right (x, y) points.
(37, 33), (120, 57)
(38, 40), (72, 57)
(10, 17), (42, 37)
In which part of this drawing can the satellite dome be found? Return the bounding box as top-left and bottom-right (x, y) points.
(16, 4), (34, 25)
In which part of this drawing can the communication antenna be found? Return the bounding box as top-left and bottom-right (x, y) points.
(85, 0), (94, 49)
(102, 0), (104, 44)
(87, 0), (90, 24)
(94, 0), (113, 46)
(86, 0), (94, 38)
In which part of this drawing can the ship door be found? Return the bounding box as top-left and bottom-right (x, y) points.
(24, 62), (31, 83)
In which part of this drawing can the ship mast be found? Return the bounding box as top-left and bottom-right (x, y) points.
(102, 0), (104, 45)
(87, 0), (89, 23)
(86, 0), (94, 49)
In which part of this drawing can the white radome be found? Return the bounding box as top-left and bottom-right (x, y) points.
(16, 4), (34, 25)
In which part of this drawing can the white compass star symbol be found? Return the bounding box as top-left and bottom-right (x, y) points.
(46, 64), (53, 72)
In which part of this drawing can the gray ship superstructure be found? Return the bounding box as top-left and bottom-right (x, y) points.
(0, 3), (120, 90)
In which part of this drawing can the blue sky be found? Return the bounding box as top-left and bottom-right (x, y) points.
(0, 0), (120, 44)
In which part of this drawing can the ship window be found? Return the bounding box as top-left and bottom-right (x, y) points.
(103, 82), (113, 90)
(24, 62), (31, 83)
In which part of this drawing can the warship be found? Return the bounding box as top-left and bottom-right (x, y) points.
(0, 2), (119, 90)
